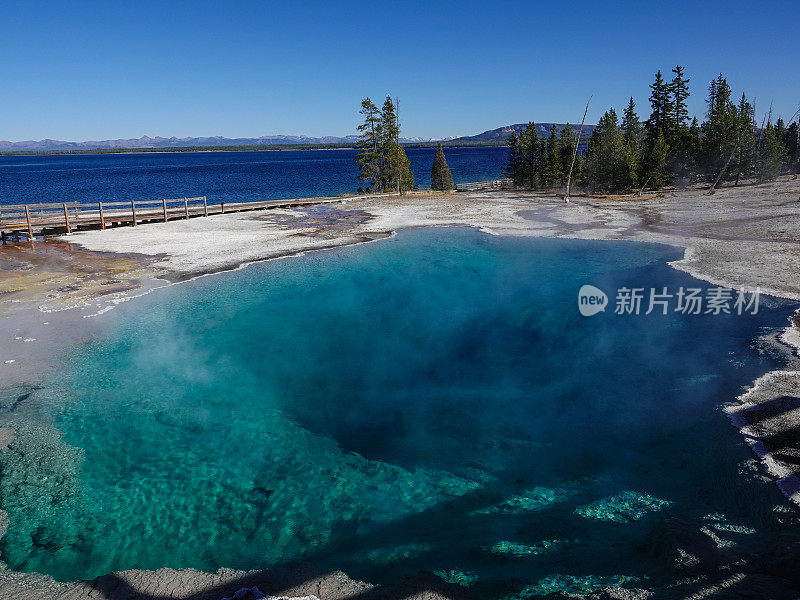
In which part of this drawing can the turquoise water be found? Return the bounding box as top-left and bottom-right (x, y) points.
(1, 229), (799, 598)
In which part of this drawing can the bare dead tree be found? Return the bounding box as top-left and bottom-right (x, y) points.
(637, 173), (656, 197)
(565, 95), (592, 203)
(708, 130), (740, 194)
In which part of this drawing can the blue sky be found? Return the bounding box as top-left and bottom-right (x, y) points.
(2, 0), (798, 141)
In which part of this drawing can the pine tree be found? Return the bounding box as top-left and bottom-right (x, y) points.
(521, 122), (540, 188)
(670, 65), (691, 136)
(502, 130), (521, 186)
(622, 97), (643, 146)
(354, 98), (382, 191)
(544, 124), (563, 186)
(378, 96), (414, 192)
(378, 96), (399, 191)
(686, 117), (703, 179)
(646, 70), (674, 137)
(622, 137), (640, 188)
(758, 120), (787, 181)
(430, 144), (454, 190)
(702, 74), (738, 181)
(621, 98), (643, 187)
(648, 129), (670, 188)
(734, 93), (756, 185)
(643, 71), (675, 187)
(786, 121), (799, 174)
(774, 117), (790, 172)
(775, 117), (787, 140)
(688, 117), (702, 156)
(537, 138), (548, 187)
(582, 108), (628, 192)
(398, 148), (415, 191)
(516, 125), (531, 186)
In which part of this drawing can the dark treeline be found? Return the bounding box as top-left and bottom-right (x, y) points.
(503, 66), (800, 193)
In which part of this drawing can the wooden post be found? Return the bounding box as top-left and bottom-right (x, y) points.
(99, 202), (106, 230)
(203, 196), (208, 217)
(62, 203), (72, 234)
(184, 197), (189, 219)
(162, 199), (168, 222)
(131, 201), (137, 226)
(220, 201), (225, 214)
(24, 205), (33, 241)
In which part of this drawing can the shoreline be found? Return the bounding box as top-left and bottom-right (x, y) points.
(49, 177), (800, 296)
(0, 144), (501, 158)
(2, 179), (800, 599)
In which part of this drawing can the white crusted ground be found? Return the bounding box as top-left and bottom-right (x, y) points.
(66, 177), (800, 300)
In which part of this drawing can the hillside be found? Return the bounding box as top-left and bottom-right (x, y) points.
(452, 122), (595, 144)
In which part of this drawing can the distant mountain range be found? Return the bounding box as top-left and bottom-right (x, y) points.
(0, 123), (593, 152)
(452, 123), (595, 143)
(0, 135), (361, 152)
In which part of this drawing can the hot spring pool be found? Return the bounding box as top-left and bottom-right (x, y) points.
(1, 228), (798, 598)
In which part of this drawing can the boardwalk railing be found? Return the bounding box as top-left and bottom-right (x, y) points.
(0, 195), (347, 240)
(455, 179), (511, 191)
(0, 180), (512, 240)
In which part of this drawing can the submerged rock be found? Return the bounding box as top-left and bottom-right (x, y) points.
(0, 509), (8, 542)
(222, 587), (266, 600)
(0, 427), (14, 450)
(575, 491), (671, 523)
(222, 586), (319, 600)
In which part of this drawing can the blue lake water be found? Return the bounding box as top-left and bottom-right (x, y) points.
(1, 229), (798, 598)
(0, 146), (505, 206)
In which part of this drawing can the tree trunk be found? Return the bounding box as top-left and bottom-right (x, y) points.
(565, 96), (592, 203)
(637, 173), (654, 196)
(735, 145), (742, 186)
(709, 135), (740, 194)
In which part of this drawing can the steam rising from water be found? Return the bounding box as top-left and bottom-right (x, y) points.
(0, 228), (798, 598)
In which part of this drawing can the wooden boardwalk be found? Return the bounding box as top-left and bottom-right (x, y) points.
(0, 195), (347, 241)
(0, 179), (511, 241)
(455, 179), (511, 192)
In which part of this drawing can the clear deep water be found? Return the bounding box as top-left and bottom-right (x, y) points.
(1, 229), (798, 598)
(0, 146), (505, 206)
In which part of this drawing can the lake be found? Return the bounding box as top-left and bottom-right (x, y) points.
(0, 147), (506, 206)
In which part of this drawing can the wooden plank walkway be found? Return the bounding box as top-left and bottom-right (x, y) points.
(0, 195), (348, 241)
(0, 180), (511, 241)
(455, 179), (511, 192)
